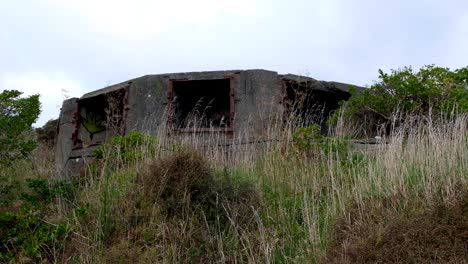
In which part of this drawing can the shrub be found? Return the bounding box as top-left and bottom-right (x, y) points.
(292, 124), (363, 165)
(0, 210), (69, 262)
(292, 124), (322, 151)
(0, 90), (41, 163)
(0, 177), (72, 262)
(334, 65), (468, 133)
(138, 149), (213, 216)
(136, 149), (260, 225)
(22, 178), (75, 204)
(93, 131), (159, 166)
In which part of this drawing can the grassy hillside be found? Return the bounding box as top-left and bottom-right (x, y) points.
(1, 114), (467, 263)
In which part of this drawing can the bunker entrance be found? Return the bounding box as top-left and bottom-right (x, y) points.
(73, 88), (127, 149)
(170, 79), (233, 131)
(283, 80), (351, 128)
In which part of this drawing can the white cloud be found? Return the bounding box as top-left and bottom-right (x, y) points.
(0, 72), (86, 126)
(46, 0), (268, 37)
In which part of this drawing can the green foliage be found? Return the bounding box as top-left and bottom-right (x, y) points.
(292, 124), (322, 151)
(0, 90), (41, 163)
(292, 124), (365, 167)
(293, 124), (352, 160)
(334, 65), (468, 131)
(0, 210), (69, 262)
(0, 177), (72, 262)
(22, 178), (75, 203)
(93, 131), (159, 165)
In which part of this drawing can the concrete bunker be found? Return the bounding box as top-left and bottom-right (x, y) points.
(55, 70), (362, 177)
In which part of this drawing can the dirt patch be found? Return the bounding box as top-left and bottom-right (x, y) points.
(324, 193), (468, 263)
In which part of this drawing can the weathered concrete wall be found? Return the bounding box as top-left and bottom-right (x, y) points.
(55, 69), (360, 177)
(54, 98), (78, 175)
(234, 70), (282, 137)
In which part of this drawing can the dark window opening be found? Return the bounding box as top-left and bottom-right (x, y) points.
(283, 80), (351, 128)
(169, 79), (233, 131)
(73, 88), (127, 149)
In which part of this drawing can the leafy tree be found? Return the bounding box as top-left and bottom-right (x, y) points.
(0, 90), (41, 163)
(36, 118), (58, 148)
(335, 65), (468, 133)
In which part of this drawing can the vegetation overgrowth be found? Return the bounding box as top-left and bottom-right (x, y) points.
(0, 90), (40, 163)
(0, 65), (467, 263)
(330, 65), (468, 136)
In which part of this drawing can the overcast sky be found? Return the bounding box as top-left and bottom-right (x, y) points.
(1, 0), (467, 126)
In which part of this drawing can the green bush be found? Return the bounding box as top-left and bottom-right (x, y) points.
(292, 124), (363, 165)
(22, 178), (75, 203)
(0, 210), (69, 262)
(292, 124), (323, 151)
(0, 90), (41, 163)
(93, 131), (159, 165)
(334, 65), (468, 133)
(0, 177), (72, 262)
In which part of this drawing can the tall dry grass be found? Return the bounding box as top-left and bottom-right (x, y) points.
(1, 112), (466, 263)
